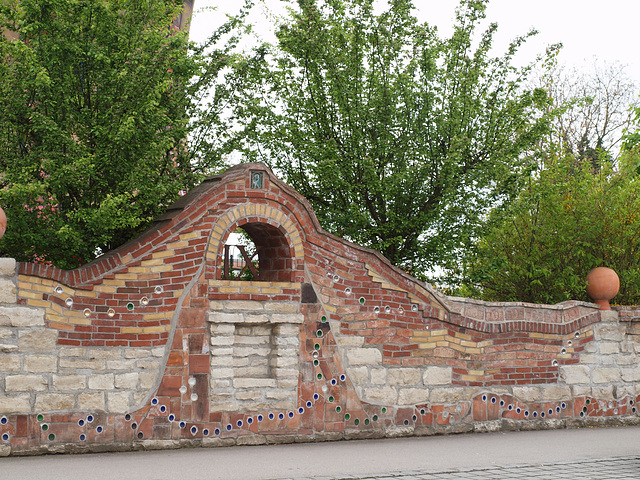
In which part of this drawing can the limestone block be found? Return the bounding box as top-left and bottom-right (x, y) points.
(107, 392), (131, 413)
(270, 356), (298, 367)
(0, 354), (21, 372)
(0, 307), (44, 327)
(513, 386), (540, 403)
(233, 378), (277, 389)
(0, 394), (31, 414)
(616, 355), (637, 366)
(88, 373), (115, 390)
(224, 300), (264, 311)
(138, 372), (157, 390)
(136, 360), (160, 370)
(236, 390), (262, 401)
(243, 314), (269, 324)
(209, 312), (244, 323)
(0, 344), (17, 353)
(0, 278), (16, 304)
(0, 258), (16, 276)
(273, 368), (298, 378)
(18, 328), (57, 352)
(277, 378), (298, 389)
(77, 392), (105, 411)
(264, 303), (298, 313)
(124, 349), (151, 359)
(211, 356), (234, 367)
(370, 368), (387, 384)
(270, 314), (304, 325)
(209, 300), (225, 311)
(59, 358), (105, 370)
(106, 360), (136, 370)
(599, 342), (620, 355)
(592, 367), (621, 384)
(559, 365), (591, 384)
(209, 401), (239, 412)
(591, 385), (615, 400)
(388, 368), (422, 386)
(0, 327), (12, 338)
(274, 336), (299, 346)
(211, 336), (235, 346)
(335, 335), (365, 347)
(115, 373), (139, 389)
(211, 347), (233, 357)
(234, 367), (269, 377)
(347, 347), (382, 366)
(422, 367), (452, 386)
(346, 367), (369, 385)
(572, 385), (590, 397)
(363, 386), (398, 405)
(88, 349), (122, 360)
(24, 355), (57, 373)
(265, 390), (294, 400)
(274, 323), (301, 335)
(578, 354), (599, 364)
(5, 374), (48, 392)
(621, 366), (640, 382)
(233, 346), (270, 358)
(210, 324), (235, 335)
(540, 385), (571, 401)
(52, 375), (86, 391)
(398, 388), (430, 405)
(211, 379), (230, 389)
(210, 367), (233, 379)
(151, 347), (165, 357)
(59, 347), (86, 357)
(429, 388), (464, 404)
(35, 393), (74, 411)
(595, 324), (625, 342)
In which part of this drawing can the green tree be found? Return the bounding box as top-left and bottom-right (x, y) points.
(455, 151), (640, 305)
(233, 0), (555, 276)
(0, 0), (246, 268)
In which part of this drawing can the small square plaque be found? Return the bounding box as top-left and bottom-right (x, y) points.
(250, 171), (264, 189)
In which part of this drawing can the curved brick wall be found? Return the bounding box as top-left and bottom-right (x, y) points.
(0, 163), (639, 456)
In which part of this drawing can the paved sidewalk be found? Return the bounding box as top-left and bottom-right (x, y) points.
(294, 457), (640, 479)
(2, 426), (639, 480)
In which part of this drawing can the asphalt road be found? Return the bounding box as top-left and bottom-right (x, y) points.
(2, 426), (639, 480)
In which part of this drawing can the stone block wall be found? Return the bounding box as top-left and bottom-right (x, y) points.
(0, 163), (639, 456)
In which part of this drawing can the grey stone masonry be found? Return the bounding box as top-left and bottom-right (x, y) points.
(0, 259), (164, 414)
(208, 300), (302, 412)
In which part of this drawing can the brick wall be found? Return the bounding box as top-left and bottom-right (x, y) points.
(1, 163), (639, 455)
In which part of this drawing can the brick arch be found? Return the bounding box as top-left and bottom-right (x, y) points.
(205, 203), (304, 282)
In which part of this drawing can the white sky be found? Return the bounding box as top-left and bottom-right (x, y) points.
(189, 0), (640, 83)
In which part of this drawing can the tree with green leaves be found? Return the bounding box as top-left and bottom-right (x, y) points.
(0, 0), (246, 268)
(453, 149), (640, 305)
(233, 0), (555, 276)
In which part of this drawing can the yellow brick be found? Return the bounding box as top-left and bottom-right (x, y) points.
(142, 312), (169, 321)
(48, 321), (75, 332)
(121, 254), (133, 264)
(557, 354), (572, 360)
(465, 348), (482, 354)
(436, 341), (449, 348)
(418, 342), (437, 349)
(141, 258), (164, 267)
(219, 287), (240, 294)
(430, 336), (446, 343)
(32, 283), (52, 293)
(41, 279), (53, 287)
(166, 240), (188, 249)
(449, 343), (467, 353)
(240, 287), (261, 294)
(143, 325), (171, 334)
(150, 265), (172, 273)
(104, 279), (126, 287)
(468, 369), (485, 376)
(460, 340), (478, 348)
(173, 290), (183, 297)
(411, 331), (431, 337)
(460, 375), (479, 382)
(75, 290), (97, 298)
(477, 340), (493, 348)
(27, 299), (49, 308)
(180, 231), (201, 241)
(93, 285), (117, 294)
(19, 290), (41, 300)
(446, 335), (461, 345)
(324, 304), (337, 313)
(70, 318), (92, 326)
(454, 332), (472, 341)
(430, 329), (448, 336)
(49, 303), (63, 314)
(121, 327), (144, 334)
(47, 314), (69, 324)
(115, 273), (139, 280)
(259, 288), (280, 294)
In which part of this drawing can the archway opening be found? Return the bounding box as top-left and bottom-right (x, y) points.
(222, 222), (293, 282)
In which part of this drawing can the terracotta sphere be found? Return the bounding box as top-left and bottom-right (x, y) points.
(0, 206), (6, 240)
(586, 267), (619, 310)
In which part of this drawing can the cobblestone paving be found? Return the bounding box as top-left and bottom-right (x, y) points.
(288, 456), (640, 480)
